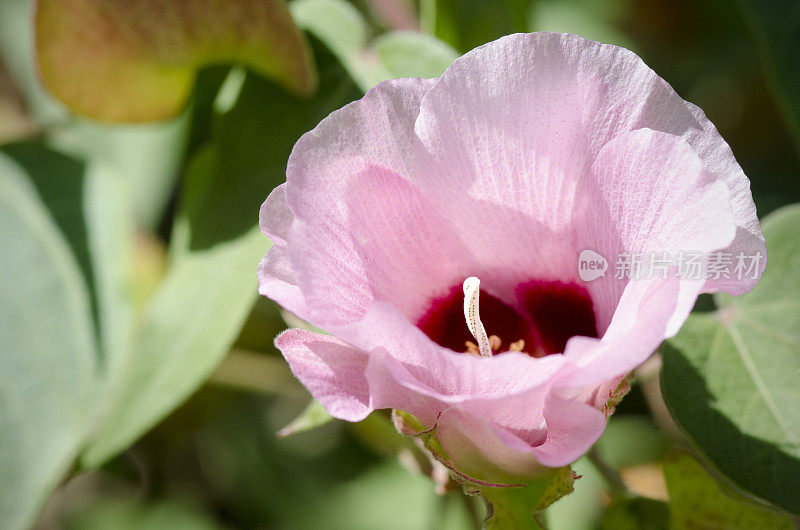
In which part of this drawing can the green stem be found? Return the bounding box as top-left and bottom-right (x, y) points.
(587, 446), (629, 497)
(207, 348), (305, 398)
(419, 0), (436, 35)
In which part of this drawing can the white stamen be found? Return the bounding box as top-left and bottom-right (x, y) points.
(463, 277), (492, 357)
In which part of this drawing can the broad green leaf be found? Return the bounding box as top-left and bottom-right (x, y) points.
(291, 0), (368, 62)
(81, 226), (265, 467)
(662, 203), (800, 514)
(663, 451), (793, 529)
(83, 52), (360, 466)
(0, 144), (97, 314)
(0, 153), (99, 529)
(52, 116), (189, 228)
(0, 144), (137, 384)
(423, 0), (531, 52)
(0, 0), (191, 227)
(81, 163), (137, 391)
(738, 0), (800, 155)
(35, 0), (316, 122)
(291, 0), (386, 90)
(599, 497), (668, 530)
(291, 0), (458, 91)
(372, 31), (460, 79)
(278, 400), (334, 438)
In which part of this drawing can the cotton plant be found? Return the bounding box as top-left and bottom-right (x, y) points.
(2, 0), (800, 528)
(258, 32), (770, 523)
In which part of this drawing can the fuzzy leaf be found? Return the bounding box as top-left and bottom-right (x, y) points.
(662, 204), (800, 514)
(663, 451), (793, 529)
(0, 153), (99, 529)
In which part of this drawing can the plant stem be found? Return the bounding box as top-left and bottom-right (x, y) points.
(207, 348), (305, 398)
(587, 446), (629, 497)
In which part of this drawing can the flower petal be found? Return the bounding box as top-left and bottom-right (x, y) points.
(259, 183), (292, 246)
(435, 408), (546, 482)
(561, 274), (702, 388)
(434, 392), (606, 481)
(578, 128), (737, 331)
(530, 392), (607, 467)
(276, 77), (486, 329)
(274, 328), (371, 421)
(347, 302), (566, 403)
(413, 32), (763, 296)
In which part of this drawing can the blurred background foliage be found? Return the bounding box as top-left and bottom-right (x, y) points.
(0, 0), (799, 528)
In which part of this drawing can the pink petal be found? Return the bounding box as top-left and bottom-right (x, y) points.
(529, 392), (607, 467)
(561, 274), (702, 388)
(435, 408), (547, 482)
(259, 183), (291, 246)
(578, 129), (737, 331)
(413, 32), (764, 297)
(257, 247), (307, 319)
(434, 392), (606, 482)
(274, 328), (371, 421)
(258, 184), (309, 319)
(277, 77), (485, 329)
(348, 302), (566, 403)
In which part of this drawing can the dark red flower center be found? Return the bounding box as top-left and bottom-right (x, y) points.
(416, 280), (598, 357)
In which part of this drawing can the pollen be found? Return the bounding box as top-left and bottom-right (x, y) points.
(464, 336), (527, 356)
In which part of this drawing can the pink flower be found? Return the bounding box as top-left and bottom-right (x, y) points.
(258, 32), (765, 482)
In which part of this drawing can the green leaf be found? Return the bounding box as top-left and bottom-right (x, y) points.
(424, 0), (531, 52)
(0, 143), (137, 390)
(80, 221), (266, 468)
(738, 0), (800, 155)
(599, 497), (669, 530)
(278, 400), (334, 438)
(0, 153), (99, 529)
(530, 0), (634, 49)
(35, 0), (316, 122)
(471, 467), (576, 530)
(82, 52), (359, 467)
(661, 203), (800, 514)
(52, 116), (190, 228)
(663, 451), (794, 529)
(291, 0), (458, 91)
(0, 0), (189, 227)
(594, 416), (669, 469)
(372, 31), (460, 79)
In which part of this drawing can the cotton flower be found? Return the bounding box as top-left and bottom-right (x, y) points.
(258, 32), (765, 483)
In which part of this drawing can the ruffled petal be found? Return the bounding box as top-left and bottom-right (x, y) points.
(434, 392), (606, 482)
(347, 302), (566, 403)
(577, 128), (737, 331)
(435, 408), (547, 482)
(259, 183), (292, 246)
(529, 392), (607, 467)
(561, 274), (702, 388)
(412, 32), (763, 298)
(277, 77), (486, 329)
(274, 328), (372, 421)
